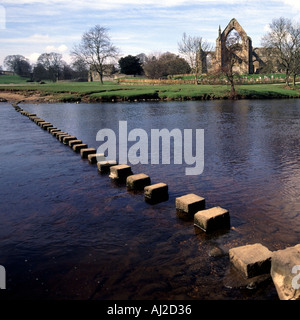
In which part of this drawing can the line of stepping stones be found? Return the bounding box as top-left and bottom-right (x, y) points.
(12, 103), (300, 300)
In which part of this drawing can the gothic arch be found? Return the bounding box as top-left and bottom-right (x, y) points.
(215, 18), (254, 74)
(223, 19), (248, 47)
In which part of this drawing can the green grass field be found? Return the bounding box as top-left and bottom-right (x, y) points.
(0, 74), (299, 102)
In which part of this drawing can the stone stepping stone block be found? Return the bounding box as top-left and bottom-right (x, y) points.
(229, 243), (272, 279)
(88, 153), (105, 164)
(144, 183), (168, 203)
(109, 164), (133, 180)
(34, 119), (45, 124)
(69, 139), (82, 147)
(27, 113), (36, 117)
(73, 143), (88, 152)
(97, 160), (118, 172)
(52, 130), (65, 137)
(80, 148), (96, 159)
(126, 173), (151, 190)
(39, 121), (51, 127)
(176, 193), (205, 215)
(194, 206), (230, 233)
(58, 133), (70, 142)
(56, 132), (68, 140)
(271, 244), (300, 300)
(41, 123), (53, 130)
(62, 136), (77, 145)
(48, 127), (58, 133)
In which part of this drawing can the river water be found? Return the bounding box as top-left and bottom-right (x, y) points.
(0, 99), (300, 300)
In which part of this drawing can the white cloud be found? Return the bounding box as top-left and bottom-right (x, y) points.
(45, 44), (68, 53)
(27, 52), (40, 63)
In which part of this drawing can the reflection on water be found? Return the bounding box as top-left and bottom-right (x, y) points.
(0, 99), (300, 300)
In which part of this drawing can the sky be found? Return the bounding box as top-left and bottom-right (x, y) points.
(0, 0), (300, 67)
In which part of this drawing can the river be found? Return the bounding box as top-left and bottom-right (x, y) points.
(0, 99), (300, 300)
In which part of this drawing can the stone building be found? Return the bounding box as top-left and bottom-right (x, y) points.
(203, 18), (279, 75)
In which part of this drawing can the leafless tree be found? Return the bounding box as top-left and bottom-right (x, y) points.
(262, 17), (300, 87)
(178, 33), (211, 84)
(72, 25), (119, 84)
(212, 32), (242, 97)
(37, 52), (63, 82)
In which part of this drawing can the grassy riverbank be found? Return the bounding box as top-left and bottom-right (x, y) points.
(0, 75), (299, 103)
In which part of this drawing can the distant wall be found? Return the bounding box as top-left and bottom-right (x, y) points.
(117, 78), (195, 85)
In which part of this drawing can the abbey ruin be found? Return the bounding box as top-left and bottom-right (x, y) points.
(202, 18), (277, 75)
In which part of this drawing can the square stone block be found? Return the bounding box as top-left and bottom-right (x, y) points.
(52, 130), (64, 137)
(39, 121), (51, 127)
(97, 160), (118, 172)
(194, 206), (230, 233)
(176, 193), (205, 215)
(109, 164), (133, 180)
(87, 153), (106, 164)
(42, 123), (53, 130)
(56, 132), (68, 139)
(27, 113), (36, 117)
(48, 127), (58, 133)
(63, 136), (77, 145)
(80, 148), (97, 159)
(72, 143), (88, 152)
(144, 183), (168, 203)
(34, 119), (45, 124)
(229, 243), (272, 278)
(58, 134), (70, 142)
(69, 139), (82, 147)
(126, 173), (151, 190)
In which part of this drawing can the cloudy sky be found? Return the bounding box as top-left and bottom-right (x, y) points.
(0, 0), (299, 67)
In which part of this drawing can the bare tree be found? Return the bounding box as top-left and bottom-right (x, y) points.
(262, 17), (300, 87)
(4, 55), (31, 77)
(212, 32), (242, 97)
(37, 52), (63, 82)
(178, 33), (211, 84)
(72, 25), (119, 84)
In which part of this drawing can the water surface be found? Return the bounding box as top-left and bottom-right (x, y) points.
(1, 99), (300, 300)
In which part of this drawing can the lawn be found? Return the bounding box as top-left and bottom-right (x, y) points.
(0, 74), (299, 102)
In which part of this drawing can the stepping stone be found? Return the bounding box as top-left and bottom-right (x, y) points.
(126, 173), (151, 190)
(97, 160), (117, 172)
(39, 121), (51, 127)
(48, 127), (58, 133)
(88, 153), (105, 164)
(63, 136), (77, 145)
(56, 132), (68, 140)
(109, 164), (133, 180)
(29, 115), (38, 120)
(176, 193), (205, 215)
(229, 243), (272, 279)
(69, 139), (82, 147)
(194, 206), (230, 233)
(52, 130), (65, 137)
(73, 143), (88, 152)
(58, 133), (70, 141)
(144, 183), (168, 203)
(34, 119), (45, 124)
(42, 123), (53, 130)
(80, 148), (96, 159)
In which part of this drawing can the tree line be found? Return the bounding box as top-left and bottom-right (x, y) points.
(1, 17), (299, 89)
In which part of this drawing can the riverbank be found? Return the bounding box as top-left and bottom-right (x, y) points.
(0, 81), (299, 103)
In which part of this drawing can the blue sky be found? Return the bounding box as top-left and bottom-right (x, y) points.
(0, 0), (299, 67)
